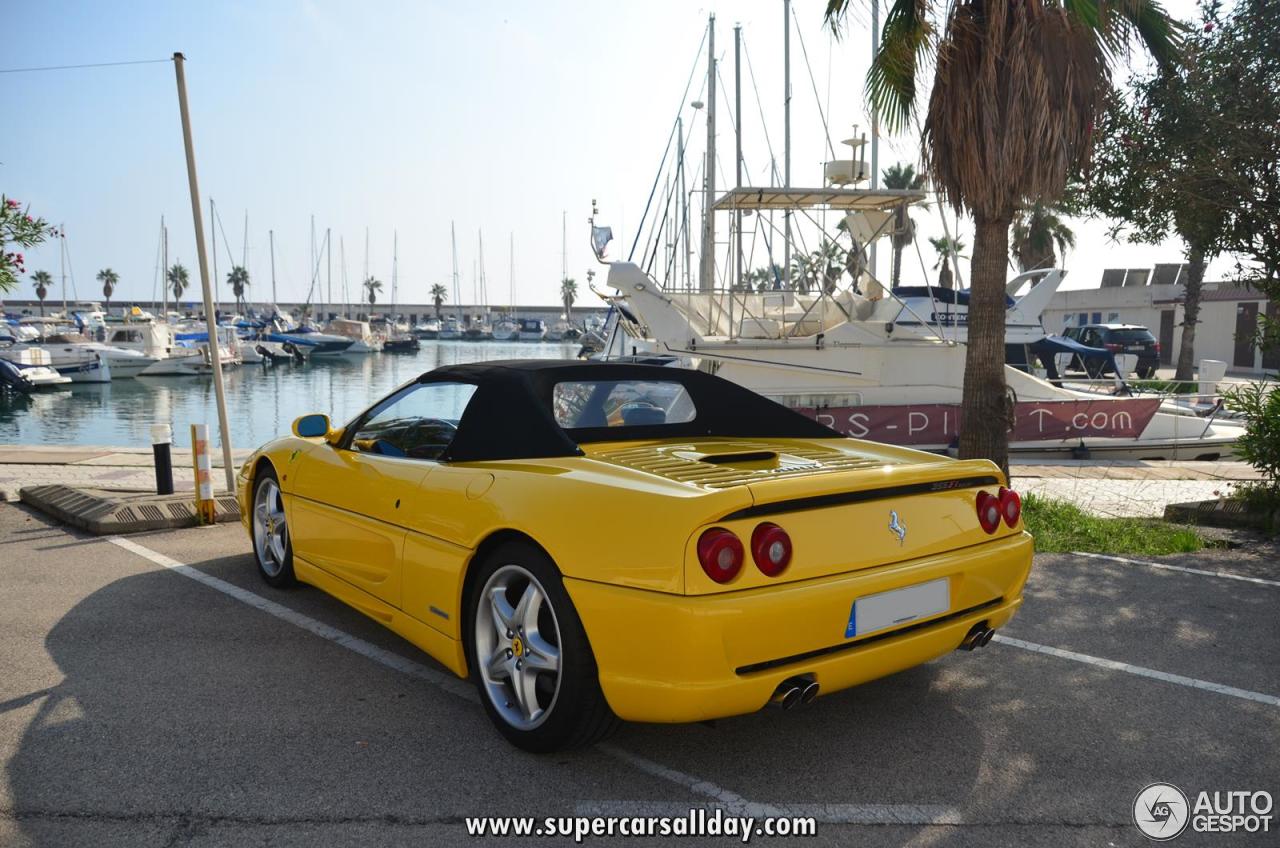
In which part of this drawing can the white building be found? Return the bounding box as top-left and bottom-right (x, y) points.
(1042, 264), (1278, 376)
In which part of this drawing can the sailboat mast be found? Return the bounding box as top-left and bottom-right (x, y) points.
(509, 232), (515, 316)
(700, 14), (716, 292)
(869, 0), (880, 280)
(326, 227), (332, 321)
(734, 22), (743, 292)
(783, 0), (792, 290)
(211, 199), (219, 311)
(392, 230), (398, 314)
(161, 216), (168, 317)
(59, 224), (67, 312)
(340, 237), (348, 317)
(451, 222), (461, 320)
(269, 229), (276, 306)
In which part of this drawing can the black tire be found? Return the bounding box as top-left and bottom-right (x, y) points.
(250, 466), (297, 588)
(464, 540), (619, 752)
(1137, 365), (1156, 379)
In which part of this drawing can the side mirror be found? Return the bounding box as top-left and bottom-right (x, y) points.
(292, 413), (331, 439)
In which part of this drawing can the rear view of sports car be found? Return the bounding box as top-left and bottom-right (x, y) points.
(238, 360), (1033, 751)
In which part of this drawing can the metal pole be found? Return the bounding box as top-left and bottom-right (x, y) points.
(327, 227), (332, 321)
(701, 14), (716, 292)
(869, 0), (880, 281)
(734, 23), (743, 293)
(783, 0), (792, 290)
(173, 52), (235, 492)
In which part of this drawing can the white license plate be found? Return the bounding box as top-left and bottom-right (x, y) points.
(846, 578), (950, 638)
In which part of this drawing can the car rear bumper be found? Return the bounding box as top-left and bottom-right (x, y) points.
(565, 532), (1033, 723)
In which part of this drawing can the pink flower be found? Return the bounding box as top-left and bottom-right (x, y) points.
(5, 199), (19, 208)
(24, 215), (32, 223)
(1204, 22), (1214, 31)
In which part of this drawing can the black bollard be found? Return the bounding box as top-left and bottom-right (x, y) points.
(151, 424), (175, 495)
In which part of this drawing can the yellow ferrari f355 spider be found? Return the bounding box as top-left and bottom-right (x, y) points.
(239, 360), (1032, 751)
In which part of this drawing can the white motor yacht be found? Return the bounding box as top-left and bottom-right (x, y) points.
(327, 318), (384, 353)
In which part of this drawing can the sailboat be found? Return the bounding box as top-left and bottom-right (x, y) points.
(463, 232), (493, 341)
(492, 233), (520, 341)
(592, 14), (1242, 461)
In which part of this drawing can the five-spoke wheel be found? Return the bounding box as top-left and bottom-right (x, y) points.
(251, 467), (296, 587)
(474, 565), (563, 730)
(466, 541), (618, 751)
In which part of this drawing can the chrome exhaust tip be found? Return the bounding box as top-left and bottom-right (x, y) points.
(960, 623), (991, 651)
(799, 681), (820, 705)
(979, 627), (995, 647)
(770, 676), (812, 710)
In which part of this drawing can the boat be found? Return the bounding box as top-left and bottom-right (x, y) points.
(413, 317), (441, 339)
(545, 320), (580, 342)
(0, 348), (72, 390)
(11, 317), (153, 379)
(518, 317), (547, 341)
(327, 317), (384, 353)
(437, 316), (463, 340)
(263, 322), (354, 357)
(590, 19), (1242, 461)
(491, 317), (519, 341)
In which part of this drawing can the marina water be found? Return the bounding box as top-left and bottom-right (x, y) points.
(0, 340), (582, 448)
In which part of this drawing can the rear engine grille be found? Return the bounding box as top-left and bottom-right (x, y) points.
(594, 442), (890, 489)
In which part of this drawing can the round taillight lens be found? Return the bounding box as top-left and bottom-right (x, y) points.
(697, 528), (744, 584)
(750, 522), (792, 576)
(976, 491), (1002, 534)
(998, 486), (1022, 526)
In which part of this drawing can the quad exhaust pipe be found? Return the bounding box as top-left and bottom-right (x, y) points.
(960, 623), (996, 651)
(770, 676), (820, 710)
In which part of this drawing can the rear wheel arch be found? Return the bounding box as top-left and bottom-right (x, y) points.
(461, 530), (553, 627)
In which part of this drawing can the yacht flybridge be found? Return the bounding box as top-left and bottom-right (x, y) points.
(591, 13), (1241, 460)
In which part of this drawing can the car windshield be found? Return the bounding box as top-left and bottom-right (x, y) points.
(1106, 329), (1156, 343)
(553, 380), (697, 429)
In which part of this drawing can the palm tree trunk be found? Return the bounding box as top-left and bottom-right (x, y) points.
(892, 244), (903, 288)
(959, 215), (1013, 478)
(1173, 247), (1206, 383)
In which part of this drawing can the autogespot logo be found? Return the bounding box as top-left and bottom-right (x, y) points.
(1134, 783), (1190, 841)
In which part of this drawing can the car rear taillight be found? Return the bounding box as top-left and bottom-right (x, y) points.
(1154, 341), (1162, 354)
(750, 523), (792, 576)
(976, 491), (1002, 534)
(998, 486), (1022, 527)
(697, 528), (744, 583)
(1104, 343), (1122, 352)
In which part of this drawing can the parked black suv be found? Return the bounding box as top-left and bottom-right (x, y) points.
(1062, 323), (1161, 379)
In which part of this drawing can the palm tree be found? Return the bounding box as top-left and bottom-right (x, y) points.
(881, 163), (928, 287)
(227, 265), (250, 313)
(364, 276), (383, 307)
(825, 0), (1180, 473)
(96, 268), (118, 313)
(745, 264), (784, 292)
(167, 263), (189, 305)
(430, 283), (448, 318)
(928, 237), (968, 290)
(560, 277), (577, 321)
(31, 270), (51, 316)
(1011, 202), (1076, 271)
(792, 240), (847, 294)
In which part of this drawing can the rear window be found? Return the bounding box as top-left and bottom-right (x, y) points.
(1104, 328), (1156, 343)
(553, 380), (697, 429)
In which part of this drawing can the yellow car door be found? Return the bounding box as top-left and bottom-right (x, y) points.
(288, 381), (478, 609)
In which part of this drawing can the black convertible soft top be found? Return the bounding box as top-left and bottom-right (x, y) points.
(417, 360), (837, 462)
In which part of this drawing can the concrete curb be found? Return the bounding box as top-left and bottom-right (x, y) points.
(18, 485), (241, 535)
(1164, 498), (1277, 532)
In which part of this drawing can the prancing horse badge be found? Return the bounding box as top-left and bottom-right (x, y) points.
(888, 510), (907, 545)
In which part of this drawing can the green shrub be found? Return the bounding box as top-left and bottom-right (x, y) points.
(1223, 381), (1280, 505)
(1022, 493), (1206, 554)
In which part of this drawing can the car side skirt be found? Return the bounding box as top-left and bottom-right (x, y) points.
(293, 556), (469, 678)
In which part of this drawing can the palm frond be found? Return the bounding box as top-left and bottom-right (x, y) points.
(864, 0), (934, 134)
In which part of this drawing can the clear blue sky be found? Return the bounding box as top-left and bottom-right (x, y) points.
(5, 0), (1219, 311)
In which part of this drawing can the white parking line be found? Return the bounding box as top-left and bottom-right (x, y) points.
(107, 536), (951, 824)
(993, 634), (1280, 707)
(1071, 550), (1280, 588)
(106, 536), (475, 701)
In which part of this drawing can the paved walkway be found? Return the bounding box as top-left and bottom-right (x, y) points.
(0, 445), (1261, 518)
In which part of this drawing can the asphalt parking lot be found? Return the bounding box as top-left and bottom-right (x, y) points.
(1, 502), (1276, 847)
